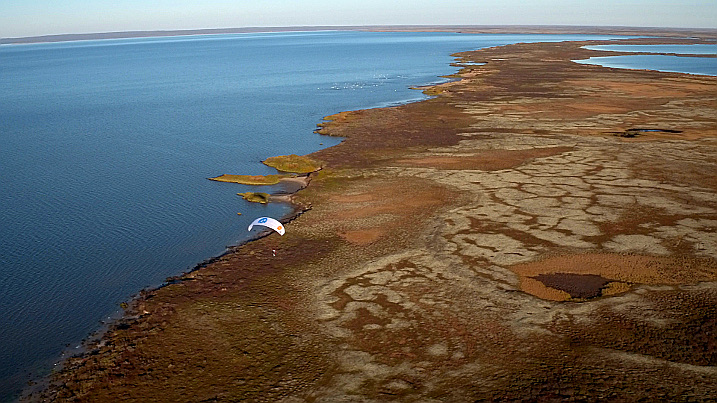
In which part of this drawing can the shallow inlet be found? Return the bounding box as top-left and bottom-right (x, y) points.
(573, 53), (717, 77)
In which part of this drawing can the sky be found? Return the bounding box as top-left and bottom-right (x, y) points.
(1, 0), (716, 38)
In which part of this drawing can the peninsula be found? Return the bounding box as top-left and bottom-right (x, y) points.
(34, 28), (717, 401)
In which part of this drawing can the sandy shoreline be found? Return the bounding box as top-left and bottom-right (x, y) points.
(29, 29), (717, 401)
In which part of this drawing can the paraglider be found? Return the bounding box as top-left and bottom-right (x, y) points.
(248, 216), (285, 236)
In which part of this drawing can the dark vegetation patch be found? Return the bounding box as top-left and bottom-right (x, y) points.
(612, 128), (683, 138)
(531, 273), (612, 299)
(554, 289), (717, 367)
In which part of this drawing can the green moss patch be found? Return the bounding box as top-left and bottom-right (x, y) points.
(237, 192), (271, 204)
(263, 154), (322, 173)
(209, 174), (293, 185)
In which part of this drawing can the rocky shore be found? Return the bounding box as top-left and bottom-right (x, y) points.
(31, 32), (717, 401)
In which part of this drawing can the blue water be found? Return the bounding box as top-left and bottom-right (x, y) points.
(583, 44), (717, 55)
(0, 31), (630, 401)
(575, 44), (717, 76)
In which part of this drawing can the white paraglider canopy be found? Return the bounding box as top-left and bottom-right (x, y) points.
(248, 216), (285, 236)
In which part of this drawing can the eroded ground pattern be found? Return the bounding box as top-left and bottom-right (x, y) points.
(311, 132), (717, 400)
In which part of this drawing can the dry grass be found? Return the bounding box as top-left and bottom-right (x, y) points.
(396, 146), (573, 171)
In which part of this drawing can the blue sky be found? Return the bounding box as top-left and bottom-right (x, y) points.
(2, 0), (716, 38)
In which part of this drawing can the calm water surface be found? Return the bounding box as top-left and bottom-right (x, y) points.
(584, 43), (717, 55)
(1, 31), (630, 401)
(576, 44), (717, 76)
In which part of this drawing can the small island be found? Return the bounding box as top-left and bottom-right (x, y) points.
(208, 154), (322, 203)
(208, 174), (293, 186)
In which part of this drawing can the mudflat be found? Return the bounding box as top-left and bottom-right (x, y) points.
(35, 33), (717, 401)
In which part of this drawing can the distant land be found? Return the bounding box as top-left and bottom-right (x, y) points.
(3, 25), (717, 44)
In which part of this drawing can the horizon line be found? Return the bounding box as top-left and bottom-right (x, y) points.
(3, 24), (717, 45)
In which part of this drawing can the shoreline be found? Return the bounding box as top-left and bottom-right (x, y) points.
(21, 174), (316, 400)
(30, 31), (717, 401)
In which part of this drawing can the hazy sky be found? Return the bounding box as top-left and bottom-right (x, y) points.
(2, 0), (716, 38)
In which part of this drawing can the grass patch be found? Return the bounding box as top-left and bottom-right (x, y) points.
(314, 111), (360, 135)
(237, 192), (270, 204)
(263, 154), (322, 173)
(209, 174), (293, 185)
(412, 85), (446, 96)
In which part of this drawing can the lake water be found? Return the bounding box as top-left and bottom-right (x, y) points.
(583, 44), (717, 55)
(0, 31), (630, 401)
(575, 44), (717, 76)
